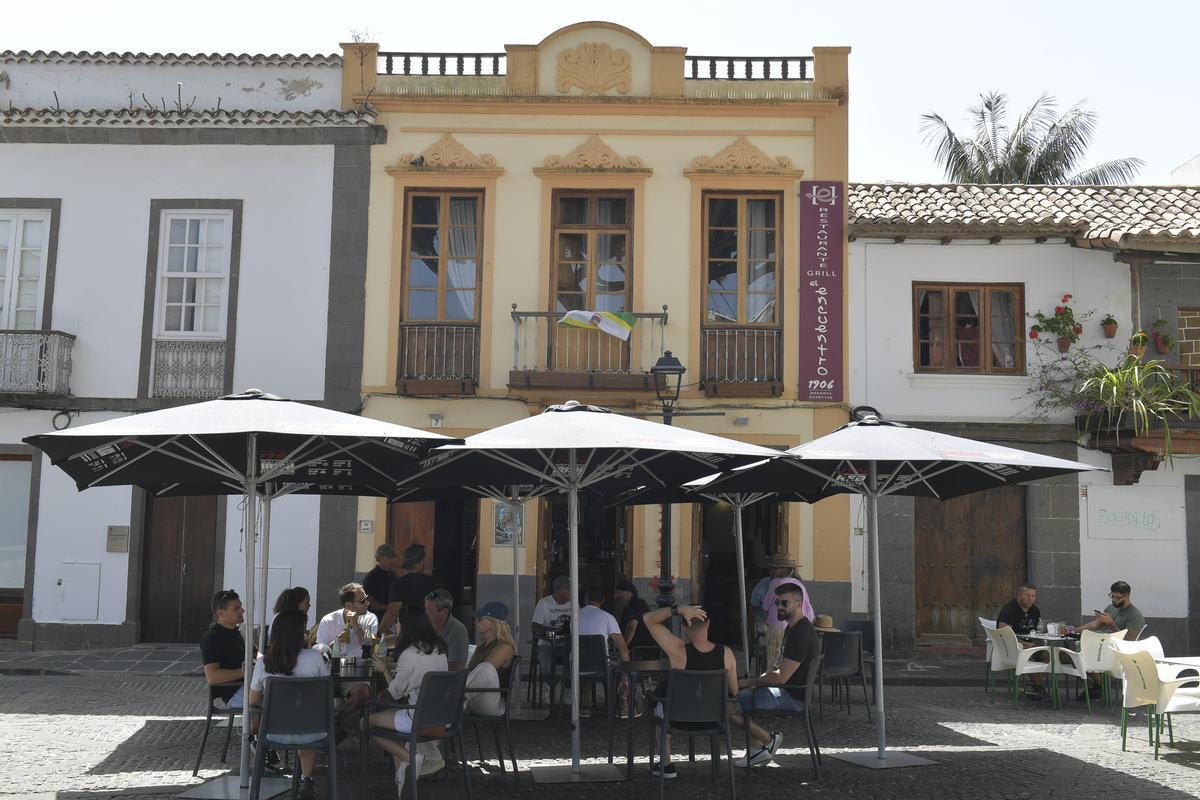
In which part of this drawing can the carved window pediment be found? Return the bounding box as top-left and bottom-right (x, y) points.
(685, 137), (803, 177)
(535, 135), (651, 175)
(556, 42), (632, 96)
(387, 134), (504, 175)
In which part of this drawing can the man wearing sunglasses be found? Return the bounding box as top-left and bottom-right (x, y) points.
(1080, 580), (1145, 641)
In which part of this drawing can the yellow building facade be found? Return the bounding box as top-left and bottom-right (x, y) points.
(344, 22), (852, 639)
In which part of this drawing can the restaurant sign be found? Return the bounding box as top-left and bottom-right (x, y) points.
(798, 180), (844, 402)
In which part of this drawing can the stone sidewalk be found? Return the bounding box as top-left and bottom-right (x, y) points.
(2, 672), (1200, 799)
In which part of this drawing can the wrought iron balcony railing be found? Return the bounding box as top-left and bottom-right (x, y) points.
(701, 327), (782, 384)
(510, 306), (668, 389)
(152, 339), (226, 399)
(398, 323), (480, 383)
(0, 330), (74, 395)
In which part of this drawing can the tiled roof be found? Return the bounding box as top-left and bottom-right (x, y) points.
(0, 50), (340, 67)
(848, 183), (1200, 249)
(0, 107), (374, 128)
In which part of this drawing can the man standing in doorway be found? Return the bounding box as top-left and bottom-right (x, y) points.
(363, 544), (398, 618)
(199, 589), (246, 709)
(379, 543), (441, 637)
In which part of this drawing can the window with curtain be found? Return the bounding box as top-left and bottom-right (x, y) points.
(552, 191), (631, 314)
(0, 211), (52, 330)
(404, 191), (482, 322)
(913, 283), (1023, 374)
(703, 193), (781, 326)
(155, 211), (232, 338)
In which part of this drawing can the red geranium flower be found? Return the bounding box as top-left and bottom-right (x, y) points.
(1074, 325), (1083, 334)
(1029, 328), (1039, 339)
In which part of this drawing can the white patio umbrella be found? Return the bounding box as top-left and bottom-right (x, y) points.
(24, 388), (458, 796)
(393, 400), (782, 782)
(701, 409), (1105, 769)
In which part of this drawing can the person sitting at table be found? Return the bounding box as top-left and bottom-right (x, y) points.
(641, 601), (738, 779)
(750, 553), (814, 669)
(370, 608), (449, 792)
(200, 589), (247, 710)
(734, 582), (819, 768)
(363, 544), (399, 618)
(315, 582), (378, 712)
(424, 588), (469, 671)
(615, 580), (655, 656)
(268, 586), (310, 645)
(532, 575), (574, 694)
(996, 583), (1048, 701)
(378, 543), (441, 640)
(577, 588), (629, 716)
(465, 601), (516, 716)
(248, 609), (329, 800)
(1077, 580), (1147, 699)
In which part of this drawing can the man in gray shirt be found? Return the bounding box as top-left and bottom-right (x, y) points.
(1078, 580), (1146, 700)
(425, 589), (469, 671)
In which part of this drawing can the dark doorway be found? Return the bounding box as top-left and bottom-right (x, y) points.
(388, 499), (478, 610)
(698, 500), (783, 650)
(141, 495), (218, 642)
(914, 484), (1027, 645)
(540, 494), (630, 608)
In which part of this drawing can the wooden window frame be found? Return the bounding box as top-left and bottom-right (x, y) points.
(912, 282), (1025, 374)
(701, 191), (783, 328)
(400, 189), (485, 323)
(550, 189), (634, 314)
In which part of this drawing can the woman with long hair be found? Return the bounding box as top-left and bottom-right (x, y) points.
(268, 586), (311, 644)
(369, 607), (448, 794)
(465, 601), (515, 716)
(248, 609), (328, 799)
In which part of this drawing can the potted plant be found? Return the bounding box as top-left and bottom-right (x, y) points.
(1028, 293), (1092, 354)
(1075, 355), (1200, 461)
(1128, 328), (1148, 359)
(1100, 313), (1118, 339)
(1150, 318), (1175, 355)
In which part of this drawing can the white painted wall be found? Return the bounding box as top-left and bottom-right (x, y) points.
(1172, 155), (1200, 185)
(849, 239), (1132, 422)
(0, 143), (334, 401)
(3, 60), (342, 111)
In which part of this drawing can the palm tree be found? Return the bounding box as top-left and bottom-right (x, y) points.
(920, 91), (1144, 184)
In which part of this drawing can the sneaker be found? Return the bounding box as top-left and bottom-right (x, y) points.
(419, 756), (445, 777)
(1024, 685), (1046, 701)
(734, 745), (770, 768)
(266, 749), (280, 767)
(767, 731), (784, 755)
(297, 777), (315, 800)
(396, 755), (424, 799)
(1087, 686), (1103, 701)
(650, 761), (677, 779)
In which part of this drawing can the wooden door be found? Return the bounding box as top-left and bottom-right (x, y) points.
(141, 495), (218, 642)
(388, 501), (436, 563)
(914, 485), (1026, 644)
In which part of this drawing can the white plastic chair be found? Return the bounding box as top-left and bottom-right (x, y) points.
(1113, 649), (1200, 759)
(984, 626), (1051, 703)
(1080, 629), (1127, 706)
(978, 617), (997, 693)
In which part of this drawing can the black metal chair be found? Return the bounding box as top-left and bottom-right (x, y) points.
(250, 675), (337, 800)
(819, 631), (871, 721)
(463, 655), (521, 777)
(575, 634), (617, 761)
(741, 655), (823, 779)
(840, 619), (877, 702)
(646, 669), (736, 800)
(361, 670), (472, 800)
(193, 681), (242, 776)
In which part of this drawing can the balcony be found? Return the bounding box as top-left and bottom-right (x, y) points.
(375, 52), (814, 82)
(701, 327), (783, 397)
(152, 340), (226, 400)
(397, 323), (480, 395)
(509, 306), (668, 392)
(0, 330), (74, 396)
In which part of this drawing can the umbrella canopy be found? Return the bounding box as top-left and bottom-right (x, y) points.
(702, 411), (1104, 769)
(395, 400), (782, 780)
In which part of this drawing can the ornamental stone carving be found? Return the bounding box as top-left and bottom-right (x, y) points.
(555, 42), (632, 96)
(540, 136), (646, 171)
(391, 133), (502, 173)
(687, 137), (803, 176)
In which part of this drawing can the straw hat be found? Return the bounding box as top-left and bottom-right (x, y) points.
(769, 552), (798, 568)
(813, 614), (840, 633)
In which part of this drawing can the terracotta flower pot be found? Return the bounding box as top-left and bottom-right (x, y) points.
(1056, 337), (1072, 354)
(1102, 322), (1118, 339)
(1155, 340), (1172, 355)
(1128, 344), (1147, 360)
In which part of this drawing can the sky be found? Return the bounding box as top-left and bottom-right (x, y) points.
(7, 0), (1199, 184)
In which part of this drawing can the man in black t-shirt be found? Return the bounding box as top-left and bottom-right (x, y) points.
(996, 583), (1041, 635)
(378, 543), (442, 636)
(732, 582), (819, 768)
(615, 580), (655, 654)
(363, 544), (398, 617)
(199, 589), (246, 707)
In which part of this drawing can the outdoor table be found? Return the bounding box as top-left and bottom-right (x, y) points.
(330, 657), (385, 689)
(616, 658), (671, 781)
(1019, 634), (1079, 708)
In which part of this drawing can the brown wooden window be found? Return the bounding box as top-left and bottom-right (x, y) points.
(403, 191), (482, 322)
(553, 191), (631, 313)
(914, 283), (1024, 373)
(703, 193), (781, 326)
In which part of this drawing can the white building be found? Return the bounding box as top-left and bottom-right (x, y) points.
(848, 183), (1200, 655)
(0, 49), (381, 648)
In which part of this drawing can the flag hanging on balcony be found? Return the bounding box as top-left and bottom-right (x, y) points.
(557, 310), (636, 341)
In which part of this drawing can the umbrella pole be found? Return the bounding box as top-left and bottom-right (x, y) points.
(732, 501), (751, 678)
(868, 463), (886, 760)
(256, 491), (273, 656)
(568, 451), (581, 772)
(239, 433), (259, 787)
(508, 495), (523, 714)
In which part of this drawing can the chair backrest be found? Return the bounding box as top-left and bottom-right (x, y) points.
(1112, 635), (1164, 661)
(798, 653), (824, 706)
(1113, 649), (1161, 710)
(259, 676), (334, 741)
(499, 654), (521, 695)
(985, 626), (1019, 669)
(578, 634), (609, 677)
(821, 631), (863, 676)
(664, 669), (727, 726)
(632, 645), (664, 661)
(1133, 623), (1149, 641)
(841, 620), (875, 655)
(1080, 629), (1128, 672)
(978, 616), (997, 631)
(412, 670), (468, 731)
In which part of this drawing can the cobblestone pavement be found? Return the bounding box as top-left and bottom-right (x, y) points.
(3, 673), (1200, 799)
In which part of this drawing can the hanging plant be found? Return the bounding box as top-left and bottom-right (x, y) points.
(1150, 319), (1175, 354)
(1100, 313), (1118, 338)
(1028, 293), (1092, 346)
